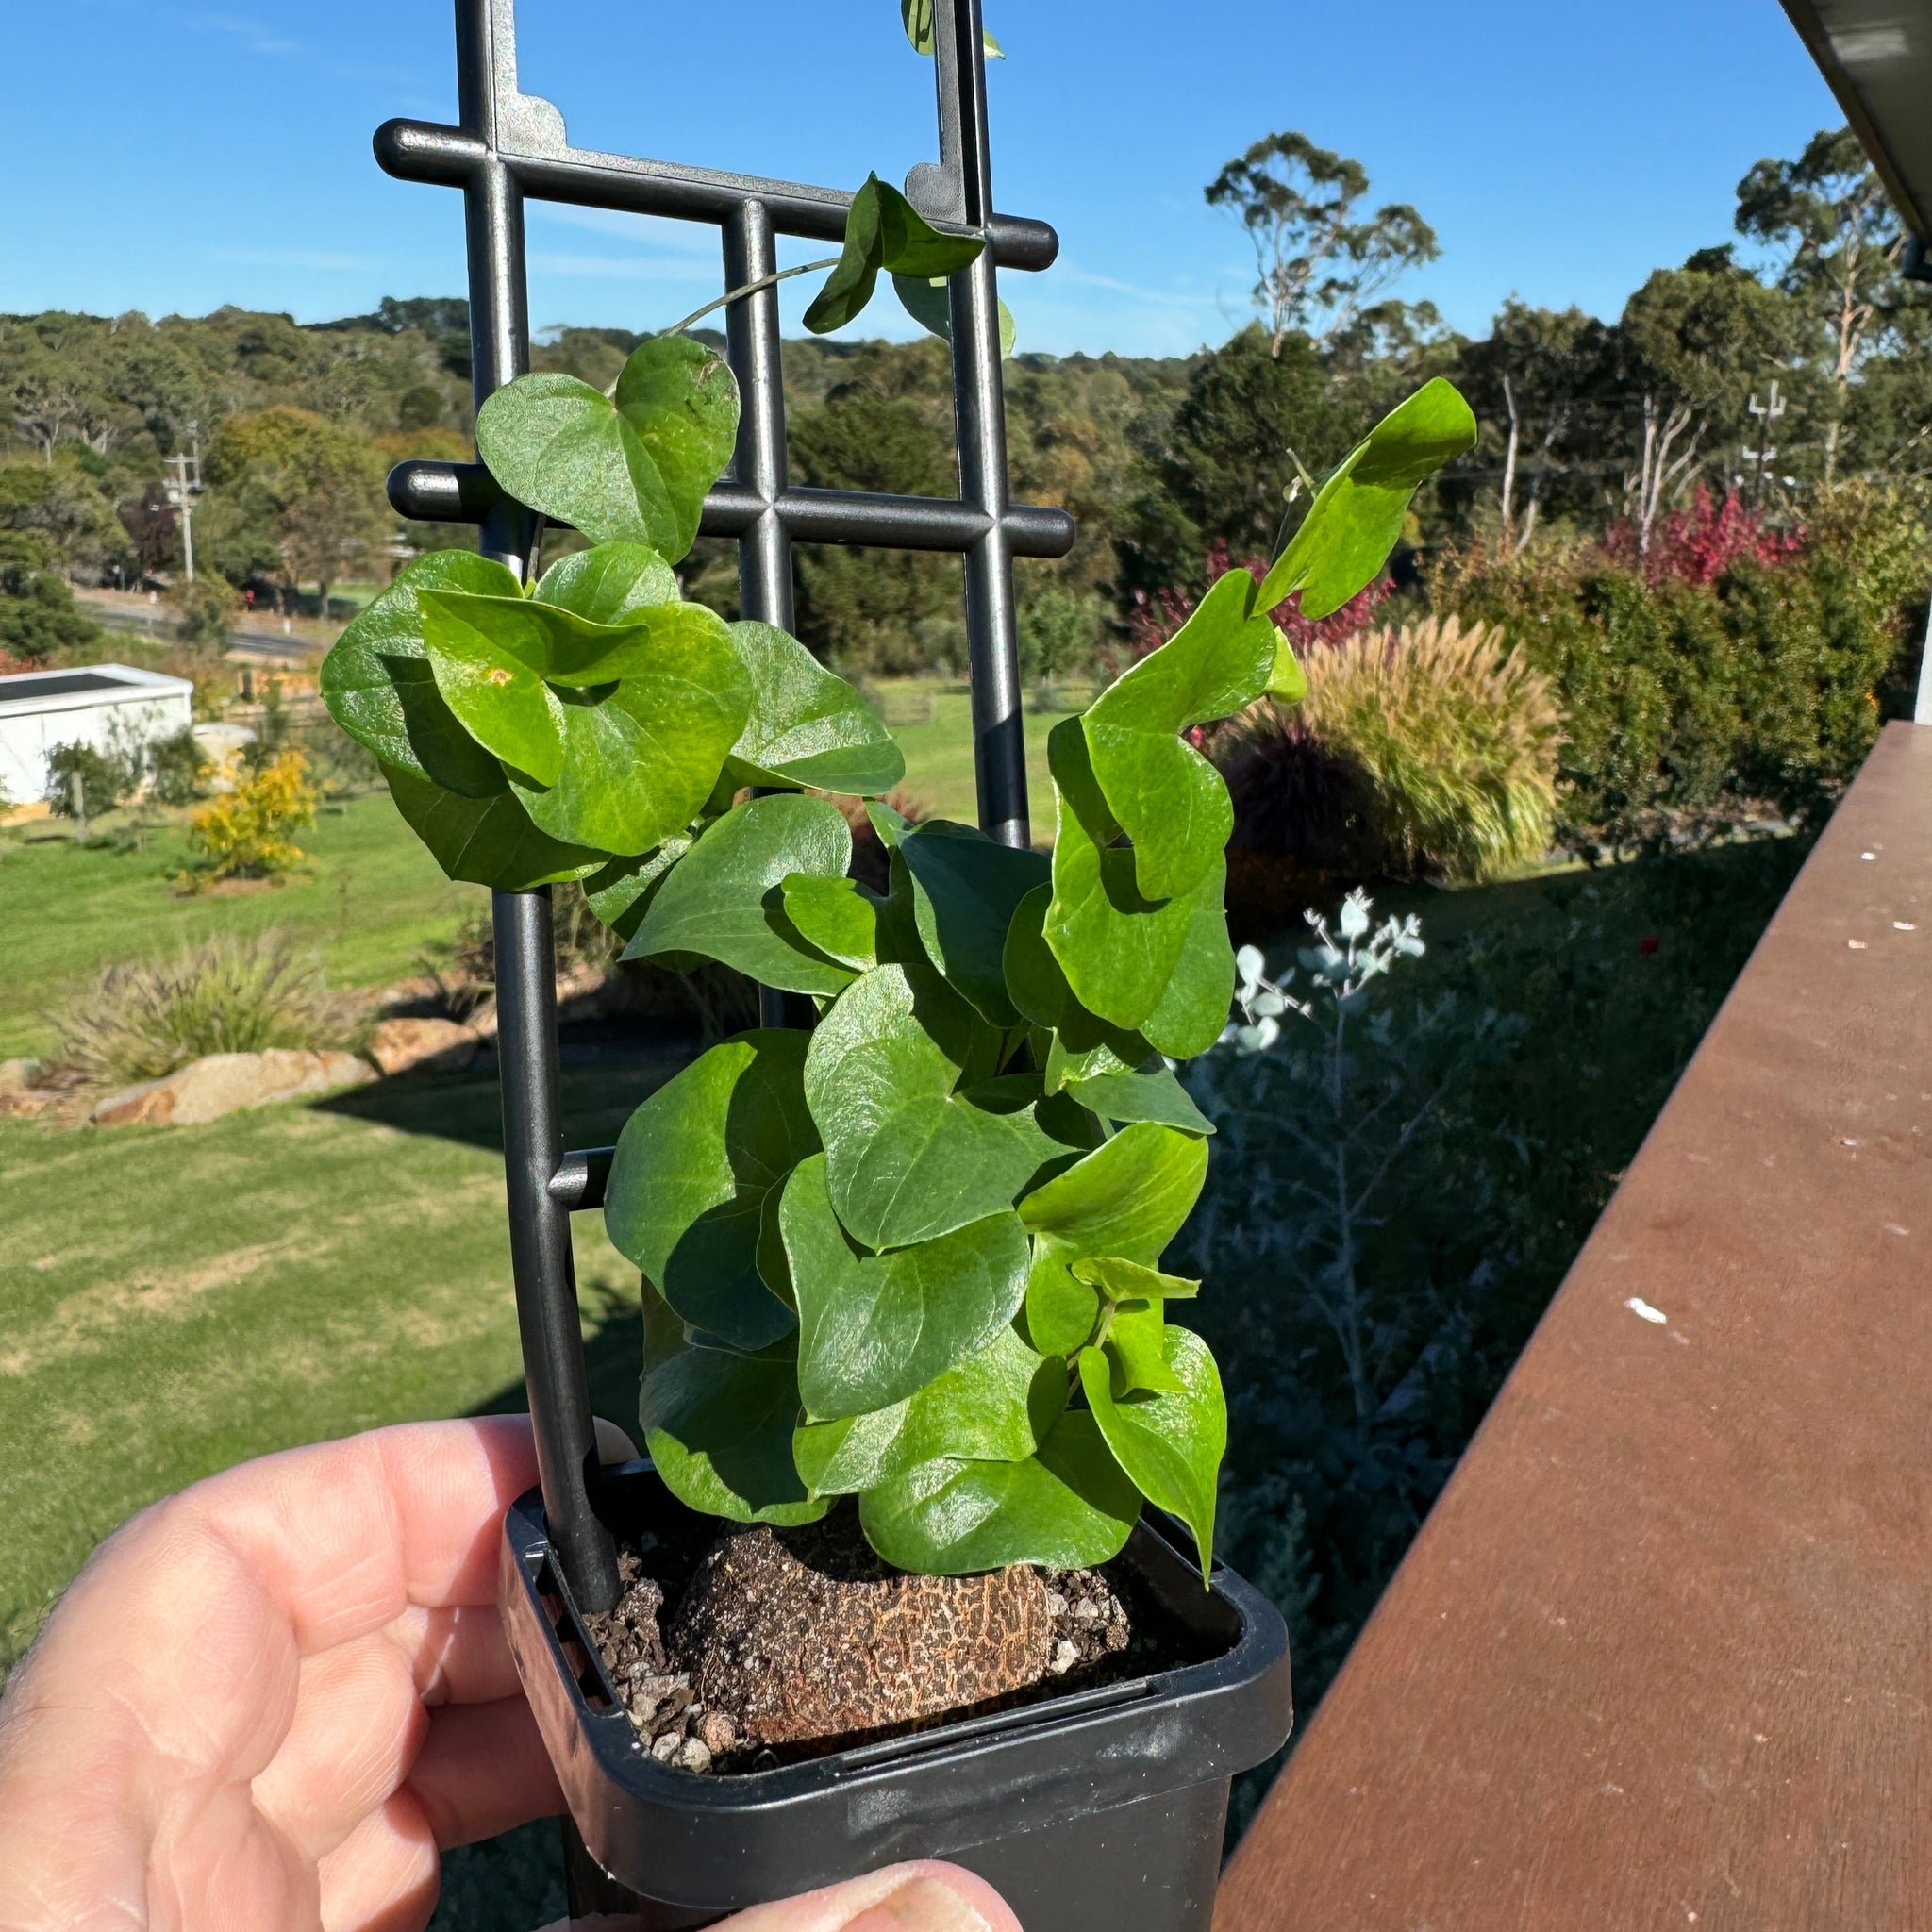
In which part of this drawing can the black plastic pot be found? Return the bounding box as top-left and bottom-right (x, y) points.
(501, 1462), (1293, 1931)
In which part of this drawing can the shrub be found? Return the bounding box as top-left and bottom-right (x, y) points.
(146, 726), (211, 806)
(1019, 582), (1104, 689)
(0, 530), (101, 666)
(168, 575), (242, 652)
(1217, 616), (1560, 882)
(1182, 896), (1524, 1721)
(48, 928), (361, 1088)
(1443, 491), (1928, 853)
(45, 740), (138, 822)
(1604, 484), (1802, 587)
(185, 749), (316, 881)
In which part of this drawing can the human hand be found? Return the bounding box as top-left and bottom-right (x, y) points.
(0, 1416), (598, 1930)
(0, 1418), (1021, 1932)
(541, 1863), (1019, 1932)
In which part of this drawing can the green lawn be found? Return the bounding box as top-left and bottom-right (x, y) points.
(868, 679), (1074, 829)
(0, 1047), (683, 1678)
(0, 794), (484, 1061)
(0, 682), (1074, 1065)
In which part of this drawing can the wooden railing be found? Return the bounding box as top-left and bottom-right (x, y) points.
(1216, 720), (1932, 1931)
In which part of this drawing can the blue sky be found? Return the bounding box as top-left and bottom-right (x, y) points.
(1, 1), (1842, 358)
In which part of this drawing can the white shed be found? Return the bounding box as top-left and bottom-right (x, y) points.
(0, 663), (195, 806)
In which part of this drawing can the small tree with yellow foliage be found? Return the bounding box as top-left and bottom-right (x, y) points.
(185, 750), (316, 883)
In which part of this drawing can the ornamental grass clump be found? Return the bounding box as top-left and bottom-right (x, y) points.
(1220, 615), (1559, 884)
(49, 928), (360, 1090)
(320, 195), (1475, 1581)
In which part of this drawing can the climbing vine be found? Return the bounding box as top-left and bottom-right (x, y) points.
(321, 166), (1475, 1580)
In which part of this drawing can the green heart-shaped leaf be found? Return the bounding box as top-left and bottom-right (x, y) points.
(1256, 377), (1478, 620)
(1042, 718), (1231, 1039)
(625, 794), (858, 995)
(1019, 1124), (1208, 1356)
(423, 587), (698, 689)
(641, 1335), (826, 1527)
(804, 175), (984, 336)
(1004, 883), (1154, 1088)
(1081, 568), (1276, 902)
(322, 551), (525, 787)
(1020, 1121), (1208, 1257)
(898, 821), (1049, 1027)
(878, 178), (986, 277)
(901, 0), (1003, 58)
(605, 1031), (819, 1352)
(381, 761), (608, 890)
(725, 620), (905, 795)
(792, 1324), (1062, 1495)
(858, 1409), (1141, 1574)
(803, 963), (1054, 1250)
(779, 874), (881, 971)
(1062, 1065), (1214, 1135)
(1024, 1235), (1106, 1357)
(780, 1154), (1029, 1420)
(532, 541), (678, 622)
(805, 177), (885, 335)
(1099, 1301), (1183, 1395)
(891, 273), (1017, 359)
(419, 591), (564, 786)
(1079, 1327), (1225, 1575)
(1138, 859), (1236, 1059)
(506, 605), (750, 857)
(581, 838), (692, 943)
(474, 337), (739, 561)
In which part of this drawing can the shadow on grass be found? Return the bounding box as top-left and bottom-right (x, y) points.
(313, 1026), (699, 1158)
(311, 1025), (686, 1435)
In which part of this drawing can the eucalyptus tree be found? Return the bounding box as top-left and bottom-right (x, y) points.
(1615, 258), (1793, 554)
(1454, 302), (1618, 552)
(1736, 126), (1914, 487)
(1206, 132), (1439, 358)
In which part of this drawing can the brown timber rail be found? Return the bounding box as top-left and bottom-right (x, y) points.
(1216, 720), (1932, 1932)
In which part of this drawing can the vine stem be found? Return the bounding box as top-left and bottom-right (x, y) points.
(658, 258), (842, 340)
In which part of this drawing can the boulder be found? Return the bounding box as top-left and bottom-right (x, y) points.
(92, 1050), (376, 1127)
(367, 1017), (480, 1078)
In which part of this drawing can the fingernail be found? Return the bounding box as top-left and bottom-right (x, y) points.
(842, 1875), (992, 1932)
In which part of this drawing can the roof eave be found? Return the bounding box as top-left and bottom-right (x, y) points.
(1778, 0), (1932, 280)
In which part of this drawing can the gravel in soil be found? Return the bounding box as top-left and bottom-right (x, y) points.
(582, 1508), (1177, 1775)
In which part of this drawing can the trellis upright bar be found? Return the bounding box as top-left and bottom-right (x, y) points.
(376, 0), (1074, 1615)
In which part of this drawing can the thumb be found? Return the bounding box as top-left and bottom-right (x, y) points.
(537, 1858), (1020, 1932)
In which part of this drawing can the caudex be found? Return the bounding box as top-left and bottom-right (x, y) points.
(322, 159), (1477, 1587)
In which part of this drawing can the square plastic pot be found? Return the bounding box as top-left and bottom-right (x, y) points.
(500, 1460), (1293, 1931)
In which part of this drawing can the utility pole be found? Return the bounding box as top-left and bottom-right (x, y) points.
(163, 423), (204, 583)
(1743, 382), (1785, 508)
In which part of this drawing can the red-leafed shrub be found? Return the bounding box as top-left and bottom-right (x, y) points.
(1124, 539), (1393, 667)
(1604, 486), (1803, 587)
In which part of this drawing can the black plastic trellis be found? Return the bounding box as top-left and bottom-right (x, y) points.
(377, 0), (1073, 1614)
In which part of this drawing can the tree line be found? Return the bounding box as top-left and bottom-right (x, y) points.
(2, 125), (1927, 677)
